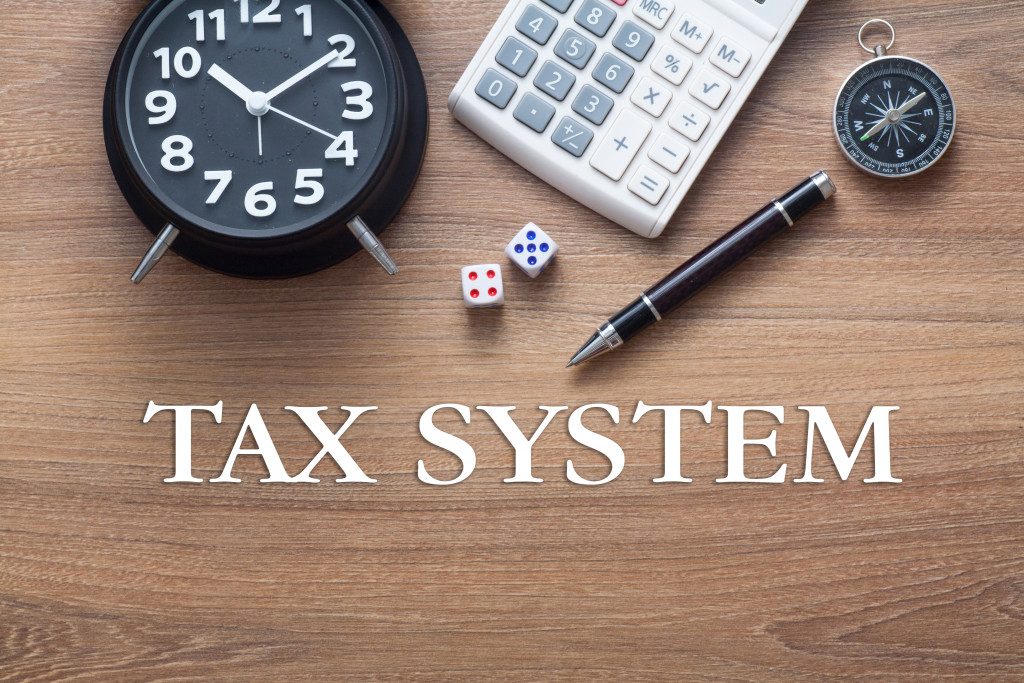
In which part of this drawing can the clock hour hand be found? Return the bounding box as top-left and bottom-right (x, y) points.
(208, 64), (255, 103)
(265, 50), (340, 101)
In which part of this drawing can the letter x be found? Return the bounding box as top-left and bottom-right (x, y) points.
(287, 406), (379, 483)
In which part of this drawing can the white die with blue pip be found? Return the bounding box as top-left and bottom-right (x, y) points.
(462, 264), (505, 308)
(505, 223), (558, 278)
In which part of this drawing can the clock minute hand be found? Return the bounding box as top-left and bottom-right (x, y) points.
(208, 64), (255, 102)
(265, 50), (340, 101)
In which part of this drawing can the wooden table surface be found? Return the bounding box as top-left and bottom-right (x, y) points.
(2, 0), (1022, 679)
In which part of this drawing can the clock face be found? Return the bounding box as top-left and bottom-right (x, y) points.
(834, 56), (955, 178)
(120, 0), (397, 238)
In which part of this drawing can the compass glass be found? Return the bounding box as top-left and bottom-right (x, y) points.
(835, 56), (955, 178)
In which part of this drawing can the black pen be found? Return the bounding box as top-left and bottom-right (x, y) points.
(568, 171), (837, 368)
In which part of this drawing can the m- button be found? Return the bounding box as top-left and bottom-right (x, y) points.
(633, 0), (675, 30)
(709, 37), (751, 77)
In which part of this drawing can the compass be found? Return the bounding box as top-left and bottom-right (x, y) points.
(834, 20), (955, 179)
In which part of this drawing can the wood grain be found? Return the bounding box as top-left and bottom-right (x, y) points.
(1, 0), (1022, 679)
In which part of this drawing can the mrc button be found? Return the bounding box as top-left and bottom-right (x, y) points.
(633, 0), (675, 30)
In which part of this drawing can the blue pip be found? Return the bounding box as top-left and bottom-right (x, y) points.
(505, 223), (559, 278)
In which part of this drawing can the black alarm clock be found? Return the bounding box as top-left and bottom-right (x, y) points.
(104, 0), (428, 280)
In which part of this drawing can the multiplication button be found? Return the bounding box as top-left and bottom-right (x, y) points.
(630, 77), (672, 117)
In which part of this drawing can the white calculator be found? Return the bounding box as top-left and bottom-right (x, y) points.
(449, 0), (809, 238)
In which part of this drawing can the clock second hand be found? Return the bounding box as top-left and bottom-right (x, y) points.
(267, 105), (337, 141)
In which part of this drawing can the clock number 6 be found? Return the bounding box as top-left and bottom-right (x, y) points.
(245, 182), (277, 218)
(341, 81), (373, 121)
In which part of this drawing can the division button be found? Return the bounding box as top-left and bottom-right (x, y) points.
(668, 100), (710, 141)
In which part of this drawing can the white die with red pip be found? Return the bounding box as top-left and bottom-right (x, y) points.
(462, 264), (504, 308)
(505, 222), (558, 278)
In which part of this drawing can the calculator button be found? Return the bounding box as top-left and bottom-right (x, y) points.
(540, 0), (573, 12)
(612, 21), (655, 62)
(672, 13), (713, 54)
(515, 93), (557, 133)
(552, 116), (595, 157)
(534, 60), (576, 101)
(650, 44), (691, 85)
(593, 53), (634, 94)
(590, 109), (651, 181)
(690, 68), (730, 109)
(668, 101), (710, 141)
(575, 0), (617, 38)
(517, 5), (559, 45)
(572, 85), (615, 125)
(709, 37), (751, 78)
(648, 133), (690, 173)
(495, 37), (538, 77)
(475, 69), (517, 109)
(628, 165), (670, 205)
(554, 29), (597, 69)
(632, 0), (674, 30)
(630, 77), (672, 117)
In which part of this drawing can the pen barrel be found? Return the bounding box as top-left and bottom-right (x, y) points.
(645, 201), (792, 314)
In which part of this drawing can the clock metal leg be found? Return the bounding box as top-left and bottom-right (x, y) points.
(131, 224), (180, 284)
(347, 216), (399, 276)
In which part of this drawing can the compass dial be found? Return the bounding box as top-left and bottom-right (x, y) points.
(835, 56), (955, 178)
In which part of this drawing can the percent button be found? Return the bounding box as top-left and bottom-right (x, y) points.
(652, 45), (692, 86)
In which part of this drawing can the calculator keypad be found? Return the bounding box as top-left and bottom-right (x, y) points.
(457, 0), (789, 230)
(517, 5), (559, 45)
(593, 52), (634, 93)
(612, 21), (655, 61)
(630, 77), (671, 117)
(535, 60), (576, 100)
(552, 116), (594, 156)
(496, 37), (538, 77)
(575, 0), (617, 37)
(515, 92), (557, 132)
(476, 68), (517, 109)
(633, 0), (675, 30)
(572, 84), (614, 125)
(554, 29), (597, 68)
